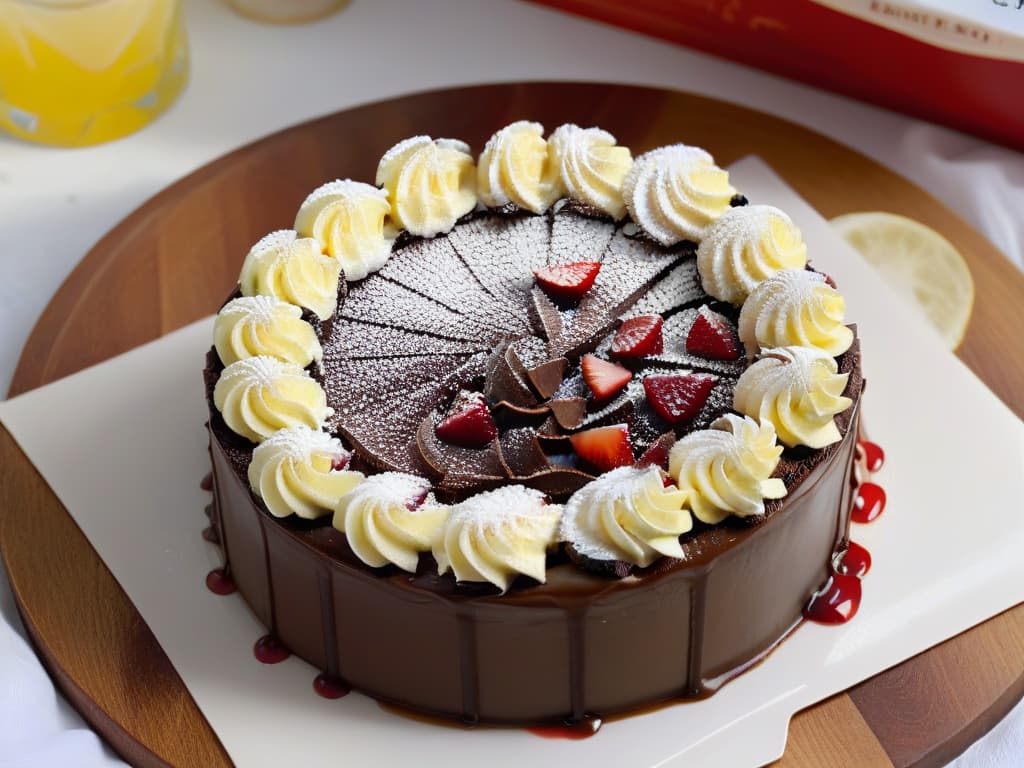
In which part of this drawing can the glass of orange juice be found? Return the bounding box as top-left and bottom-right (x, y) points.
(0, 0), (188, 147)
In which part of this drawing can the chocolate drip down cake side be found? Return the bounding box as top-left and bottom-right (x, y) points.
(202, 122), (874, 726)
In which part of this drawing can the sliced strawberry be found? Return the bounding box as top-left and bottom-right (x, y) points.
(611, 314), (664, 358)
(330, 450), (352, 471)
(643, 373), (717, 426)
(636, 432), (676, 470)
(569, 424), (634, 472)
(686, 306), (741, 361)
(436, 391), (498, 449)
(581, 354), (632, 401)
(533, 261), (601, 302)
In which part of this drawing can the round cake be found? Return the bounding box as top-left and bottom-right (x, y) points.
(203, 122), (864, 726)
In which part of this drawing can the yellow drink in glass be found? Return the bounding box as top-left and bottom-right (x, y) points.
(0, 0), (188, 147)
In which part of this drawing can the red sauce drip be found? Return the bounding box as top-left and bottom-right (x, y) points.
(852, 482), (886, 524)
(313, 673), (351, 699)
(528, 716), (602, 740)
(200, 471), (214, 491)
(205, 568), (236, 595)
(254, 635), (291, 664)
(202, 525), (219, 543)
(804, 573), (862, 625)
(836, 542), (871, 578)
(857, 440), (885, 473)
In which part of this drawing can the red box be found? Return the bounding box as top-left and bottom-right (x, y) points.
(530, 0), (1024, 151)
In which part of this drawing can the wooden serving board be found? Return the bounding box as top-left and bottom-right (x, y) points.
(3, 83), (1024, 768)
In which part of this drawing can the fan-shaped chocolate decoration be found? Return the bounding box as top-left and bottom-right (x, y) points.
(317, 207), (733, 501)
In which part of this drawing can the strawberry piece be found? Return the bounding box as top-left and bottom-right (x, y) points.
(686, 306), (740, 361)
(569, 424), (634, 472)
(611, 314), (664, 358)
(330, 450), (352, 471)
(533, 262), (601, 302)
(643, 373), (717, 426)
(436, 391), (498, 449)
(581, 354), (632, 401)
(636, 433), (675, 470)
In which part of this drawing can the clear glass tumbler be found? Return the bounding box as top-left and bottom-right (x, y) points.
(0, 0), (189, 147)
(227, 0), (349, 25)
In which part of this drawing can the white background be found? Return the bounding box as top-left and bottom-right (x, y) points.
(1, 0), (1022, 766)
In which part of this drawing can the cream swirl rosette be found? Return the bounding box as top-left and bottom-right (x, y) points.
(248, 426), (362, 520)
(294, 180), (396, 281)
(622, 145), (736, 245)
(334, 472), (450, 572)
(477, 121), (562, 214)
(548, 124), (633, 219)
(697, 205), (807, 305)
(560, 465), (692, 567)
(433, 485), (562, 592)
(733, 346), (853, 449)
(668, 414), (787, 525)
(214, 296), (322, 368)
(376, 136), (477, 237)
(213, 356), (332, 443)
(738, 269), (853, 358)
(240, 230), (341, 320)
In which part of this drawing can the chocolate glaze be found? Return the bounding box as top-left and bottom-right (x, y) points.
(204, 206), (866, 725)
(208, 395), (858, 723)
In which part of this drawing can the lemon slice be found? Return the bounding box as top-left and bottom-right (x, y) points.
(830, 211), (974, 350)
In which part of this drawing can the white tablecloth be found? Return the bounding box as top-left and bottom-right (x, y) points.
(1, 1), (1021, 765)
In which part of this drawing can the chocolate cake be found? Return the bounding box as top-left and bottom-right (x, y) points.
(203, 123), (867, 726)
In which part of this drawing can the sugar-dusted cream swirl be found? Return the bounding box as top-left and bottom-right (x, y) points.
(622, 145), (735, 245)
(239, 230), (341, 320)
(733, 346), (853, 449)
(334, 472), (450, 572)
(248, 426), (362, 520)
(213, 356), (332, 443)
(213, 296), (322, 368)
(668, 414), (787, 525)
(294, 179), (396, 281)
(697, 205), (807, 305)
(548, 124), (632, 219)
(560, 465), (691, 567)
(433, 485), (562, 592)
(477, 121), (561, 214)
(738, 269), (854, 357)
(376, 136), (477, 237)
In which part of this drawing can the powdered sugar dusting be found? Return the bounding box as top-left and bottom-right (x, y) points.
(218, 295), (290, 326)
(257, 424), (344, 462)
(250, 229), (298, 254)
(300, 179), (388, 209)
(546, 210), (614, 265)
(448, 485), (551, 527)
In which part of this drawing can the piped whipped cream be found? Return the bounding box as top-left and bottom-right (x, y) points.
(433, 485), (562, 592)
(622, 145), (735, 245)
(294, 180), (396, 281)
(240, 230), (341, 320)
(214, 296), (322, 368)
(668, 414), (787, 525)
(733, 346), (853, 449)
(477, 121), (561, 214)
(213, 355), (332, 443)
(549, 124), (632, 219)
(560, 465), (692, 567)
(376, 136), (477, 237)
(334, 472), (450, 573)
(697, 205), (807, 304)
(248, 426), (363, 519)
(738, 269), (854, 357)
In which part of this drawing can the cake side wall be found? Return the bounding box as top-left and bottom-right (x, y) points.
(207, 405), (860, 723)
